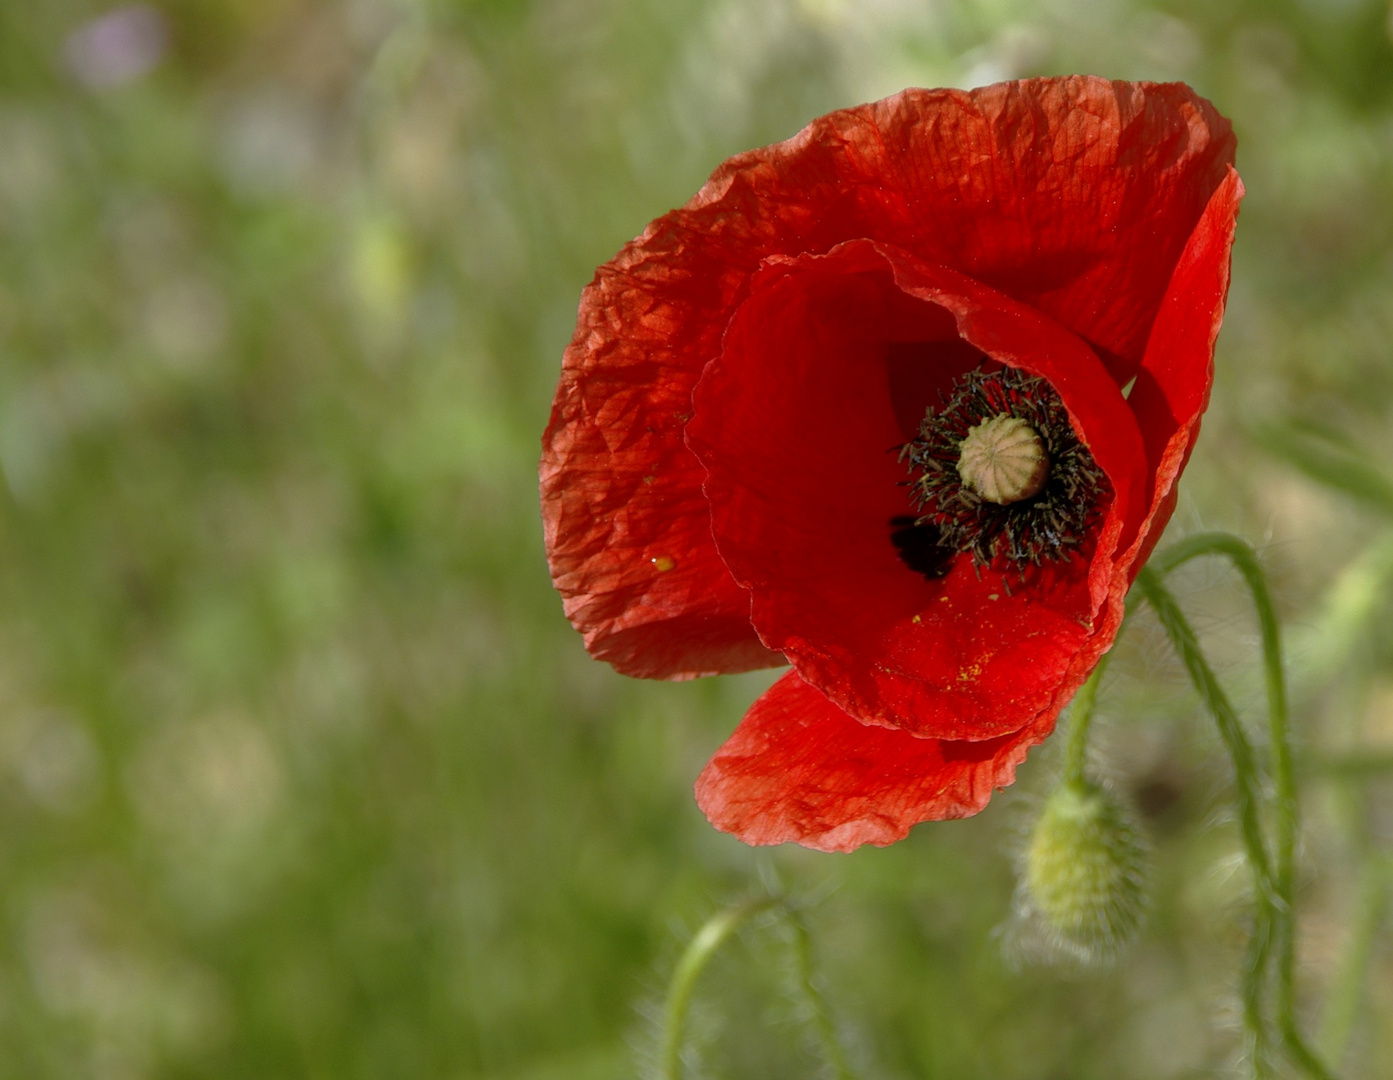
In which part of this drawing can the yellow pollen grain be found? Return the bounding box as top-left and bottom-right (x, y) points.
(957, 661), (984, 683)
(651, 555), (676, 573)
(912, 614), (922, 624)
(988, 593), (1000, 601)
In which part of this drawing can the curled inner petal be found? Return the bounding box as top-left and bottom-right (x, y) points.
(687, 240), (1146, 741)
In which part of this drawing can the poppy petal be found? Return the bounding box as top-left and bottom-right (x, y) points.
(541, 257), (783, 679)
(542, 79), (1232, 680)
(1123, 167), (1245, 573)
(686, 240), (1147, 740)
(864, 78), (1235, 380)
(671, 78), (1232, 381)
(695, 669), (1050, 852)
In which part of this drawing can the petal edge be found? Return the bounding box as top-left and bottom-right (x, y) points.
(696, 670), (1052, 852)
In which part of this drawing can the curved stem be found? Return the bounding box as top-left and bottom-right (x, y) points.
(659, 898), (779, 1080)
(659, 899), (860, 1080)
(1150, 535), (1335, 1079)
(1151, 539), (1291, 890)
(1134, 564), (1276, 1074)
(1134, 564), (1275, 886)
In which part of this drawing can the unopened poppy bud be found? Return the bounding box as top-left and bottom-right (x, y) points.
(1021, 778), (1148, 963)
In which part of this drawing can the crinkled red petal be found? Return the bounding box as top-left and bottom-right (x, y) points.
(673, 78), (1232, 381)
(686, 240), (1146, 741)
(541, 259), (783, 679)
(541, 78), (1233, 679)
(861, 79), (1234, 379)
(1120, 168), (1245, 577)
(695, 669), (1051, 851)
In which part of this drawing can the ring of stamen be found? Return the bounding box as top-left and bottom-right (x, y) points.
(897, 366), (1109, 571)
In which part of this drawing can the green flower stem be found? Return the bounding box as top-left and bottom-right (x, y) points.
(659, 899), (859, 1080)
(1149, 535), (1335, 1080)
(660, 898), (780, 1080)
(1150, 538), (1291, 896)
(1134, 564), (1276, 1075)
(1061, 653), (1111, 789)
(1134, 563), (1275, 888)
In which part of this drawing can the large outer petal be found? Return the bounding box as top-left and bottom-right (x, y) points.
(1120, 168), (1245, 575)
(686, 241), (1147, 741)
(696, 670), (1051, 851)
(541, 78), (1233, 679)
(865, 79), (1234, 376)
(541, 252), (783, 678)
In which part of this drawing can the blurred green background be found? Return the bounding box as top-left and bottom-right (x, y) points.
(4, 0), (1393, 1077)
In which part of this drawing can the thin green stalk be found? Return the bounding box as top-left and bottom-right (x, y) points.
(1061, 655), (1110, 788)
(659, 899), (860, 1080)
(788, 911), (858, 1080)
(1151, 539), (1291, 900)
(1134, 564), (1275, 889)
(1134, 564), (1276, 1075)
(1151, 535), (1335, 1079)
(659, 898), (779, 1080)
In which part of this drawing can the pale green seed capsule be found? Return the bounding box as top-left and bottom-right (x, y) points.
(956, 415), (1050, 504)
(1022, 778), (1149, 964)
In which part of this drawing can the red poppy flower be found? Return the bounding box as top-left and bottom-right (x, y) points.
(541, 76), (1241, 852)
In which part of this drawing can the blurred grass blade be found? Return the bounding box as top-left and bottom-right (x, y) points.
(1288, 532), (1393, 695)
(1318, 856), (1393, 1068)
(1250, 418), (1393, 516)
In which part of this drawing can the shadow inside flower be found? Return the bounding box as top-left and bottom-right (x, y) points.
(888, 516), (954, 580)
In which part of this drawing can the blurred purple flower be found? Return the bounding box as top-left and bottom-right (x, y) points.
(64, 5), (168, 90)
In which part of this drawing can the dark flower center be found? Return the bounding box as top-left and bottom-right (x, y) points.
(897, 366), (1109, 572)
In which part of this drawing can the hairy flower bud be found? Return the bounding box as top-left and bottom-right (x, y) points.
(1019, 778), (1149, 964)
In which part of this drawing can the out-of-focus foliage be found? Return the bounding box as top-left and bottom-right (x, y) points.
(2, 0), (1393, 1077)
